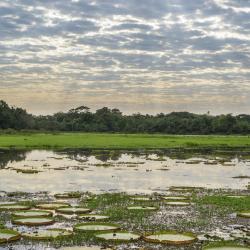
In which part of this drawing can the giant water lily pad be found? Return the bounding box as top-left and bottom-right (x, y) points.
(95, 231), (141, 242)
(202, 242), (250, 250)
(60, 247), (113, 250)
(127, 206), (158, 211)
(0, 204), (30, 211)
(78, 214), (109, 221)
(74, 223), (120, 232)
(0, 229), (21, 244)
(130, 196), (155, 201)
(237, 211), (250, 218)
(163, 196), (190, 201)
(165, 201), (191, 206)
(16, 169), (40, 174)
(169, 186), (203, 192)
(36, 202), (70, 210)
(56, 207), (91, 214)
(12, 210), (53, 218)
(22, 228), (73, 240)
(226, 195), (249, 199)
(143, 231), (197, 245)
(12, 217), (54, 226)
(54, 192), (81, 199)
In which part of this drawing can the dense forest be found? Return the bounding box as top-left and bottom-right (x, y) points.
(0, 100), (250, 134)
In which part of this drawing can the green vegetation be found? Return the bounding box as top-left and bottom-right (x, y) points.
(1, 133), (250, 149)
(1, 100), (250, 134)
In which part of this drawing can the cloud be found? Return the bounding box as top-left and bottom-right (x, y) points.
(0, 0), (249, 114)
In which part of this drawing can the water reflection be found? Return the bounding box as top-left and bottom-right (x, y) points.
(0, 149), (249, 194)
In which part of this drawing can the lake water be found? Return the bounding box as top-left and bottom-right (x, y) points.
(0, 149), (249, 194)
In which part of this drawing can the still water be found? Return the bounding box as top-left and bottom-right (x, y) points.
(0, 149), (249, 194)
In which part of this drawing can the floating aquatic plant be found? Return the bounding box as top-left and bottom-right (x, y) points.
(36, 202), (70, 210)
(95, 231), (141, 242)
(22, 228), (73, 240)
(143, 230), (197, 245)
(0, 229), (21, 244)
(74, 222), (120, 232)
(78, 214), (109, 221)
(56, 207), (91, 214)
(12, 217), (55, 226)
(12, 210), (53, 218)
(0, 204), (30, 211)
(127, 206), (158, 211)
(237, 211), (250, 218)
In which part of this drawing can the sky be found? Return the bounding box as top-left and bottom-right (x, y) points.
(0, 0), (250, 115)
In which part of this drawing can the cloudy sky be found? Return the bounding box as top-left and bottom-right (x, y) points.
(0, 0), (250, 115)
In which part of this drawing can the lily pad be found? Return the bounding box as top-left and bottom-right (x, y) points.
(0, 229), (21, 244)
(143, 231), (197, 245)
(95, 231), (141, 242)
(163, 196), (190, 201)
(56, 207), (91, 214)
(60, 247), (113, 250)
(22, 228), (73, 240)
(74, 222), (120, 232)
(237, 211), (250, 218)
(36, 202), (70, 210)
(127, 206), (158, 211)
(16, 169), (40, 174)
(0, 204), (30, 211)
(130, 196), (155, 201)
(12, 210), (53, 218)
(78, 214), (110, 221)
(12, 217), (55, 226)
(226, 195), (249, 199)
(165, 201), (191, 206)
(169, 186), (203, 192)
(54, 192), (81, 199)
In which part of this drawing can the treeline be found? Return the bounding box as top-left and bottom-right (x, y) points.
(1, 100), (250, 134)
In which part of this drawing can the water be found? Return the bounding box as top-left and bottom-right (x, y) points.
(0, 149), (249, 194)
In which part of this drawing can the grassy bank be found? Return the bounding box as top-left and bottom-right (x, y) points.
(0, 133), (250, 149)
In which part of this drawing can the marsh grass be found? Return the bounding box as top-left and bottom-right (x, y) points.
(1, 133), (250, 149)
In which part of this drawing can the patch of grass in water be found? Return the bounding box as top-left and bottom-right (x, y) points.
(197, 195), (250, 212)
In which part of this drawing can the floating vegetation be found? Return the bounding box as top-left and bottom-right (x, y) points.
(232, 175), (250, 179)
(12, 217), (54, 226)
(12, 210), (53, 218)
(163, 196), (190, 201)
(0, 229), (21, 244)
(54, 192), (81, 199)
(130, 196), (155, 201)
(169, 186), (203, 192)
(60, 247), (113, 250)
(127, 206), (158, 211)
(15, 169), (40, 174)
(74, 222), (120, 232)
(36, 202), (70, 210)
(56, 207), (91, 214)
(143, 231), (197, 245)
(226, 195), (249, 199)
(202, 242), (250, 250)
(165, 201), (191, 206)
(95, 231), (141, 242)
(22, 228), (73, 240)
(0, 204), (30, 211)
(78, 214), (109, 221)
(185, 160), (202, 164)
(237, 211), (250, 218)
